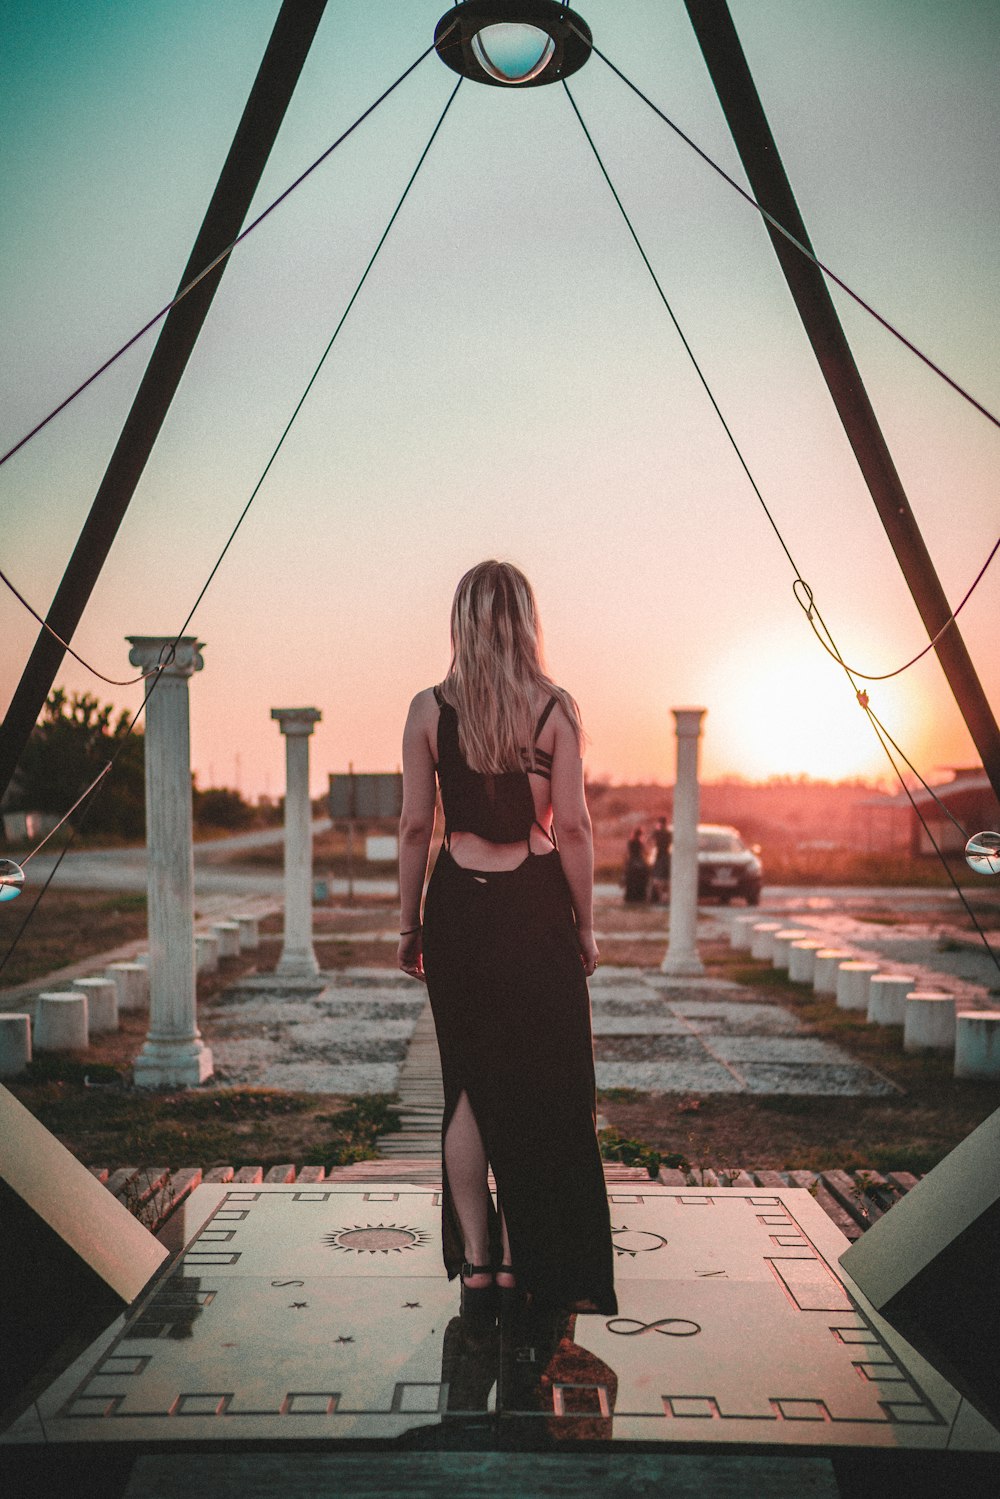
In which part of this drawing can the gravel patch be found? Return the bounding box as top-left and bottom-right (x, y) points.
(706, 1036), (856, 1065)
(595, 1034), (713, 1063)
(669, 1002), (805, 1036)
(596, 1060), (743, 1093)
(591, 1015), (696, 1036)
(735, 1062), (898, 1096)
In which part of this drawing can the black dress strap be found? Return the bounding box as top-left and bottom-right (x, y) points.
(433, 683), (446, 708)
(534, 695), (558, 741)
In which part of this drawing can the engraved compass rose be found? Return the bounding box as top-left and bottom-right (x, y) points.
(611, 1224), (669, 1257)
(323, 1223), (431, 1255)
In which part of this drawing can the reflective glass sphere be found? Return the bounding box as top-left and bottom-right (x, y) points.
(471, 23), (555, 83)
(965, 830), (1000, 876)
(0, 858), (25, 902)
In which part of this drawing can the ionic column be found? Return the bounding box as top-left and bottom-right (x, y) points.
(662, 707), (706, 977)
(271, 708), (322, 977)
(127, 636), (212, 1086)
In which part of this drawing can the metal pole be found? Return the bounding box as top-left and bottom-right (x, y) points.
(0, 0), (329, 801)
(684, 0), (1000, 802)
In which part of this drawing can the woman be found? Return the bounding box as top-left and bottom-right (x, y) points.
(623, 826), (649, 903)
(397, 560), (617, 1316)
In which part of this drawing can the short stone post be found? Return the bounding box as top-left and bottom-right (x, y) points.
(867, 974), (914, 1026)
(749, 921), (782, 960)
(788, 939), (825, 984)
(903, 992), (957, 1053)
(234, 914), (260, 951)
(954, 1013), (1000, 1079)
(813, 948), (853, 997)
(836, 960), (879, 1013)
(72, 977), (119, 1034)
(212, 921), (241, 959)
(272, 708), (322, 978)
(34, 993), (88, 1051)
(662, 707), (706, 977)
(770, 929), (808, 969)
(106, 961), (149, 1013)
(195, 933), (220, 973)
(729, 915), (760, 951)
(127, 635), (212, 1086)
(0, 1015), (32, 1077)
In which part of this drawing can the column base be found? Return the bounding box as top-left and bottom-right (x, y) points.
(276, 948), (320, 978)
(661, 952), (706, 977)
(133, 1038), (213, 1088)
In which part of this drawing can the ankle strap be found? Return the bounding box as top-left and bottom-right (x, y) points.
(461, 1261), (492, 1276)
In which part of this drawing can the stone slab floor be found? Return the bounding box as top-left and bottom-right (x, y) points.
(203, 967), (897, 1100)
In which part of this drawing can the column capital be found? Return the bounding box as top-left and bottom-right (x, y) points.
(671, 706), (707, 737)
(271, 707), (321, 737)
(128, 636), (204, 678)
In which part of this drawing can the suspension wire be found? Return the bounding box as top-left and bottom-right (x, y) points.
(863, 708), (1000, 982)
(562, 82), (798, 577)
(582, 41), (1000, 436)
(18, 763), (113, 866)
(0, 43), (436, 473)
(0, 563), (160, 685)
(0, 78), (463, 979)
(562, 82), (1000, 977)
(794, 535), (1000, 681)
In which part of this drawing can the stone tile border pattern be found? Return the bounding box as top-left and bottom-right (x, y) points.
(90, 1158), (920, 1244)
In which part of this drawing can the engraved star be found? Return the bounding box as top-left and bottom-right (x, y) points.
(403, 1301), (421, 1309)
(289, 1301), (308, 1309)
(334, 1335), (354, 1344)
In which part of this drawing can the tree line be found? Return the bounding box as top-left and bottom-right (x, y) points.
(3, 691), (260, 841)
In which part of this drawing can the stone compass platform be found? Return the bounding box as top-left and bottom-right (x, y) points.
(4, 1180), (998, 1484)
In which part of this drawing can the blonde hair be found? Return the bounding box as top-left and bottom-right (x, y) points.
(442, 560), (582, 775)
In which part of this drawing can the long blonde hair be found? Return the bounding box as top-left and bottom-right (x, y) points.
(442, 560), (582, 774)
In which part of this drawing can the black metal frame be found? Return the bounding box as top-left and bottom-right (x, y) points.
(434, 0), (591, 87)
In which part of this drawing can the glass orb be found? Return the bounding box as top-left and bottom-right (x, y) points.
(965, 830), (1000, 876)
(471, 23), (555, 83)
(0, 858), (25, 903)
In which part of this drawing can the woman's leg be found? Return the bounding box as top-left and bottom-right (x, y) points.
(444, 1090), (492, 1286)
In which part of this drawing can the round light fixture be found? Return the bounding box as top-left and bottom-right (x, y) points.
(435, 1), (592, 88)
(0, 858), (25, 902)
(965, 830), (1000, 876)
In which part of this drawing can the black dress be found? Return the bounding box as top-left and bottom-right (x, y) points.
(421, 690), (617, 1314)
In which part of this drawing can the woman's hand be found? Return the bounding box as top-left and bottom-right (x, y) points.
(577, 927), (600, 978)
(398, 929), (426, 983)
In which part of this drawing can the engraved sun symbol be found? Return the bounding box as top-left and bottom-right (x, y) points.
(323, 1223), (431, 1255)
(611, 1225), (669, 1258)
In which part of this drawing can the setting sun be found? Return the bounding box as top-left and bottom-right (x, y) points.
(704, 636), (903, 783)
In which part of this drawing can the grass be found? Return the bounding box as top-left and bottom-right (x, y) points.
(0, 889), (150, 991)
(7, 1056), (399, 1170)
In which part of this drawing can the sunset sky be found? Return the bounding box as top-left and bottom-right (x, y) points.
(2, 0), (998, 798)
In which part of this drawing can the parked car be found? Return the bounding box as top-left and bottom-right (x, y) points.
(695, 823), (762, 904)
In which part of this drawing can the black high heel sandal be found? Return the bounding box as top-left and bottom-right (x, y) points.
(460, 1262), (496, 1316)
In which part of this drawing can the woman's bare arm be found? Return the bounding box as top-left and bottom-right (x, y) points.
(549, 705), (598, 975)
(397, 690), (437, 979)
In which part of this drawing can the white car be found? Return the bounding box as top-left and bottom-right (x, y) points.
(695, 823), (763, 905)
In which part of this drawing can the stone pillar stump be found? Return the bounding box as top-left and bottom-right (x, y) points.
(127, 635), (212, 1087)
(662, 707), (706, 977)
(272, 708), (322, 977)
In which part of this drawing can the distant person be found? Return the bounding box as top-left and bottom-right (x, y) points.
(397, 560), (617, 1318)
(649, 816), (671, 903)
(623, 825), (649, 903)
